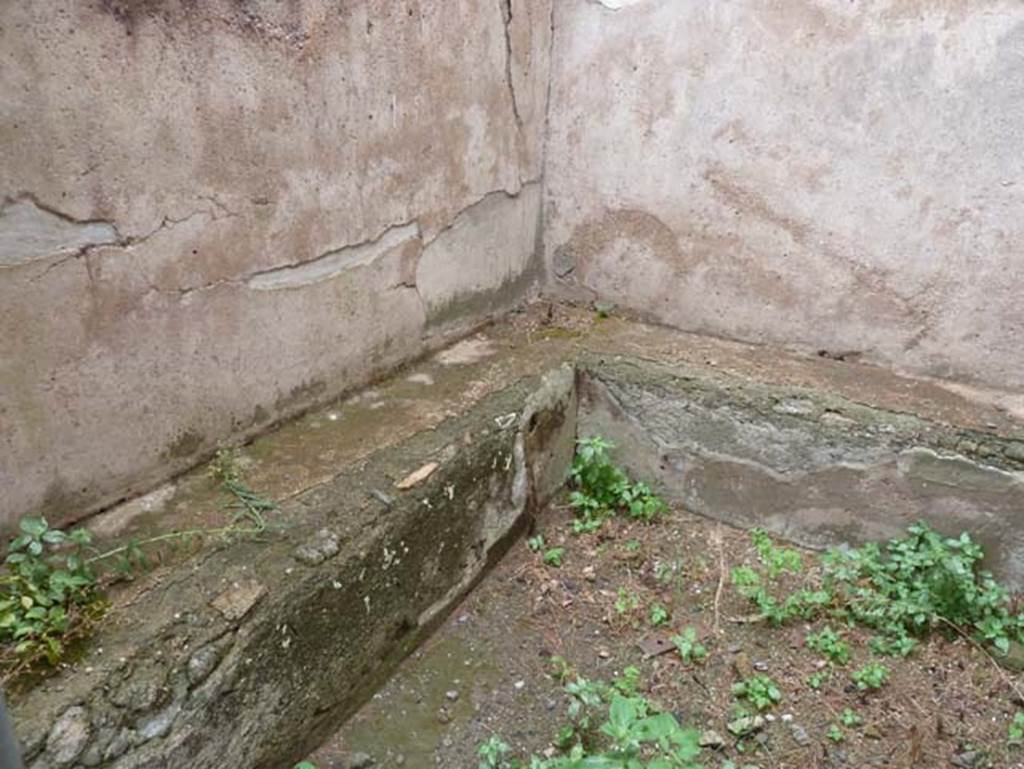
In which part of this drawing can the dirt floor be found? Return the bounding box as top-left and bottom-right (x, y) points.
(308, 499), (1024, 769)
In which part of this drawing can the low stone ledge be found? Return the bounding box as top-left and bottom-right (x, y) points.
(578, 356), (1024, 585)
(14, 367), (576, 769)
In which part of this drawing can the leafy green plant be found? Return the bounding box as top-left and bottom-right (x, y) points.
(840, 708), (861, 727)
(0, 517), (101, 669)
(670, 627), (708, 664)
(543, 548), (566, 568)
(731, 562), (831, 628)
(851, 662), (889, 691)
(568, 437), (667, 534)
(733, 522), (1024, 663)
(549, 654), (573, 683)
(478, 735), (514, 769)
(823, 523), (1024, 657)
(751, 528), (802, 578)
(649, 602), (670, 627)
(2, 450), (276, 676)
(807, 670), (829, 690)
(805, 626), (850, 665)
(826, 724), (844, 743)
(614, 587), (640, 616)
(654, 559), (682, 586)
(731, 674), (782, 711)
(208, 448), (277, 530)
(1009, 712), (1024, 747)
(494, 672), (705, 768)
(528, 535), (545, 552)
(612, 665), (641, 696)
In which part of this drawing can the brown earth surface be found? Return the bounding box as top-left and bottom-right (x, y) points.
(312, 499), (1024, 769)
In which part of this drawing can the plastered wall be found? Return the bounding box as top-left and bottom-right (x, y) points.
(0, 0), (553, 528)
(545, 0), (1024, 389)
(5, 0), (1024, 530)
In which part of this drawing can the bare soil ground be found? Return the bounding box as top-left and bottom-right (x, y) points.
(310, 500), (1024, 769)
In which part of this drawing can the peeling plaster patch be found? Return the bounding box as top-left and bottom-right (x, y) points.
(435, 337), (497, 366)
(417, 183), (540, 315)
(246, 223), (420, 291)
(0, 199), (119, 266)
(898, 448), (1024, 493)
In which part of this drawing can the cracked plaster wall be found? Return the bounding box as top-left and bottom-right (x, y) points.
(545, 0), (1024, 391)
(0, 0), (553, 528)
(7, 0), (1024, 531)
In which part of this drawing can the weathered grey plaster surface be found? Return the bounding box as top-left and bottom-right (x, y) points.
(545, 0), (1024, 390)
(0, 0), (553, 529)
(579, 358), (1024, 586)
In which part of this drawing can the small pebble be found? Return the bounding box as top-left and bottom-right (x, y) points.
(790, 724), (811, 747)
(514, 680), (525, 690)
(445, 690), (459, 702)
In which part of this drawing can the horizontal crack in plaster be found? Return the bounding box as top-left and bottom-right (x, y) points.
(246, 222), (421, 291)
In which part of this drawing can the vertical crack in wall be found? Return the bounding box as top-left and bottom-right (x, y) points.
(537, 0), (557, 284)
(499, 0), (523, 128)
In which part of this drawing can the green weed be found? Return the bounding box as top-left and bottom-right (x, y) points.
(568, 437), (667, 534)
(805, 626), (850, 665)
(2, 449), (275, 675)
(482, 671), (703, 768)
(1009, 712), (1024, 747)
(839, 708), (861, 727)
(0, 517), (101, 669)
(731, 674), (782, 711)
(477, 735), (514, 769)
(823, 523), (1024, 657)
(649, 602), (670, 627)
(851, 662), (889, 691)
(614, 587), (640, 616)
(543, 548), (566, 568)
(670, 627), (708, 665)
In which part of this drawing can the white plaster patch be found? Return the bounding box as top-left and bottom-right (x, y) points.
(435, 337), (497, 366)
(87, 483), (177, 538)
(406, 372), (435, 386)
(247, 223), (419, 290)
(588, 0), (646, 9)
(0, 199), (119, 266)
